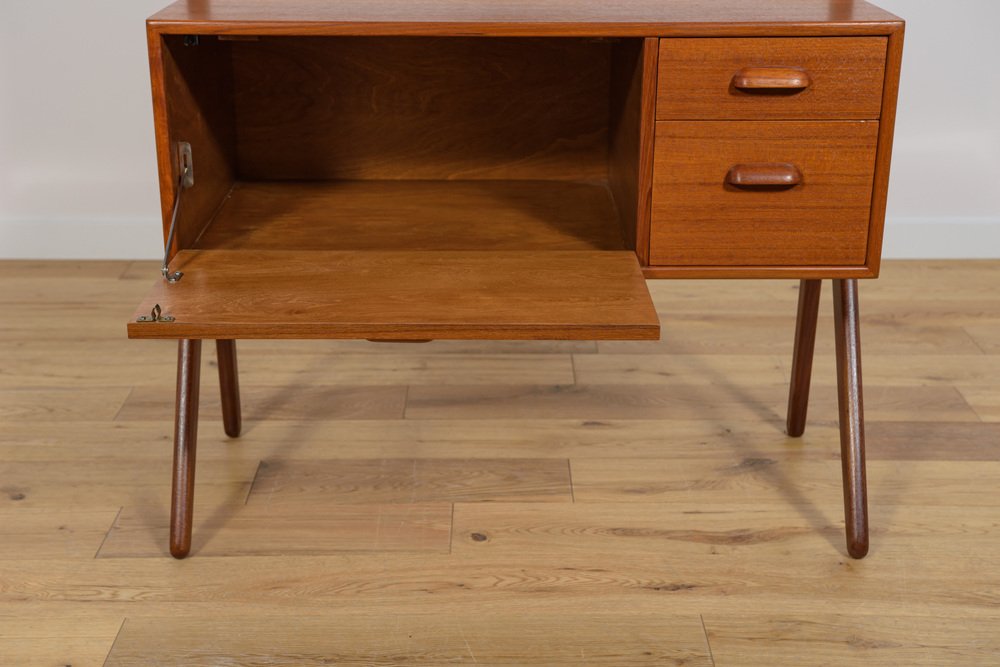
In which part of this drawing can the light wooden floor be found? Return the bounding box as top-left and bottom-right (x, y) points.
(1, 260), (999, 665)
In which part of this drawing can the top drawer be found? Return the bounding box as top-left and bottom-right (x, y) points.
(657, 37), (887, 120)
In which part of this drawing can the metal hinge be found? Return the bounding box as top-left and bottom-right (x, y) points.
(136, 304), (175, 323)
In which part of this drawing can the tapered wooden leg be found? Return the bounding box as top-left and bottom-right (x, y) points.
(833, 279), (869, 559)
(787, 279), (822, 437)
(216, 340), (242, 438)
(170, 339), (202, 559)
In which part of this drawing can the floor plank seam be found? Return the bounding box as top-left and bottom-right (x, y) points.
(102, 617), (127, 667)
(962, 327), (991, 355)
(244, 460), (264, 505)
(117, 261), (136, 281)
(700, 614), (717, 667)
(94, 506), (124, 559)
(448, 503), (455, 555)
(954, 386), (989, 424)
(109, 387), (135, 423)
(567, 458), (576, 503)
(402, 384), (411, 419)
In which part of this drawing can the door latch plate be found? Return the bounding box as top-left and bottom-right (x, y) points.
(136, 304), (175, 323)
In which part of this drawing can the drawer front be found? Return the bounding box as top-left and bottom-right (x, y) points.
(650, 121), (879, 267)
(657, 37), (887, 120)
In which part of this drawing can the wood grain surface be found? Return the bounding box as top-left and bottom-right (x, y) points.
(195, 180), (626, 252)
(403, 384), (977, 422)
(147, 0), (903, 37)
(149, 34), (236, 260)
(246, 458), (573, 505)
(12, 257), (1000, 665)
(608, 38), (659, 260)
(232, 37), (611, 181)
(127, 250), (660, 340)
(115, 384), (408, 421)
(649, 121), (879, 267)
(864, 25), (906, 276)
(100, 503), (453, 558)
(703, 614), (1000, 666)
(657, 37), (887, 120)
(104, 613), (713, 666)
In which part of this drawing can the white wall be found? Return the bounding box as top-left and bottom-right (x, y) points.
(875, 0), (1000, 257)
(1, 0), (998, 259)
(0, 1), (167, 258)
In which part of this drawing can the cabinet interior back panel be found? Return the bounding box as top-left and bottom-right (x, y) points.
(231, 37), (614, 181)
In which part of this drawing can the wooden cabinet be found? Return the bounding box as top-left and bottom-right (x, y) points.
(131, 0), (905, 560)
(647, 34), (898, 277)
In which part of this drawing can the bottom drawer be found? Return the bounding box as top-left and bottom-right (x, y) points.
(650, 121), (879, 267)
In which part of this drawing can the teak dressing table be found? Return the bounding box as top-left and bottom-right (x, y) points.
(128, 0), (904, 559)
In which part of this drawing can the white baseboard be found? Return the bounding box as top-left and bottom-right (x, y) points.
(1, 216), (998, 260)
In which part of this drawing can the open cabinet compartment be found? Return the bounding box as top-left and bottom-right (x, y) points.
(130, 33), (659, 340)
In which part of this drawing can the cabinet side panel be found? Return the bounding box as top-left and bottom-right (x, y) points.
(864, 25), (905, 277)
(231, 37), (610, 181)
(608, 38), (657, 262)
(150, 32), (237, 259)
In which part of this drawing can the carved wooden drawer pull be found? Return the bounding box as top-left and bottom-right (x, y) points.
(732, 67), (812, 91)
(725, 163), (804, 188)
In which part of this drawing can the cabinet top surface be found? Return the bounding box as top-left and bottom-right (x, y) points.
(149, 0), (902, 35)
